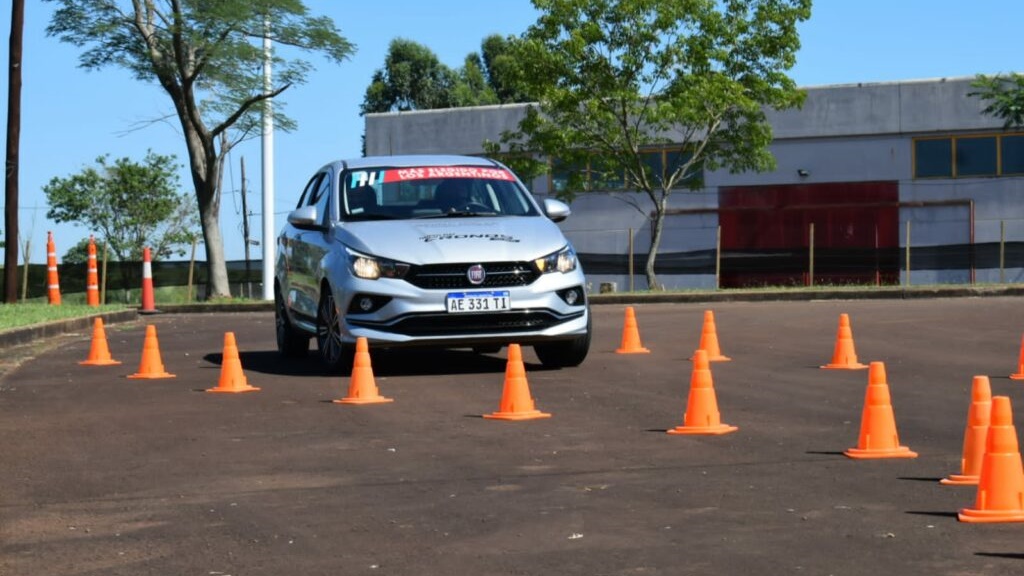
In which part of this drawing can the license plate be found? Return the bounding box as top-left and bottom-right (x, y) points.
(446, 290), (511, 313)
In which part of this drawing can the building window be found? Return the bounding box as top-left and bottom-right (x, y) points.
(956, 136), (997, 177)
(1002, 135), (1024, 175)
(914, 138), (953, 178)
(549, 147), (704, 192)
(666, 150), (703, 188)
(914, 132), (1024, 179)
(588, 156), (624, 191)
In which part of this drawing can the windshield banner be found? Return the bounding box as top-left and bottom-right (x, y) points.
(351, 167), (514, 188)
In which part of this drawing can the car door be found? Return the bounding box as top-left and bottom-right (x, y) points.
(291, 170), (336, 322)
(285, 172), (329, 322)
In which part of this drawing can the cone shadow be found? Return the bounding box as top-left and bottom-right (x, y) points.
(212, 348), (541, 377)
(975, 552), (1024, 560)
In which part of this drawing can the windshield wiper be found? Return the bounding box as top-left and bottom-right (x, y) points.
(413, 210), (498, 219)
(346, 212), (400, 221)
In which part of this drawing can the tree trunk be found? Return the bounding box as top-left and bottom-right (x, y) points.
(198, 194), (230, 299)
(4, 0), (24, 303)
(645, 195), (668, 291)
(181, 127), (231, 299)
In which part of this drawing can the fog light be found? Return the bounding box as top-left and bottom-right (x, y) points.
(565, 289), (579, 305)
(557, 286), (585, 306)
(358, 296), (374, 312)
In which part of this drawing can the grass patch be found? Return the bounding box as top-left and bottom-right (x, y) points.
(0, 302), (131, 332)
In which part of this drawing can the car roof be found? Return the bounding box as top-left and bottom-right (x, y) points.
(335, 155), (500, 171)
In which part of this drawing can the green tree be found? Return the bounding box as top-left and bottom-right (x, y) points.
(493, 0), (810, 290)
(480, 34), (532, 103)
(970, 73), (1024, 129)
(361, 38), (460, 114)
(45, 0), (354, 298)
(43, 152), (198, 285)
(453, 53), (499, 107)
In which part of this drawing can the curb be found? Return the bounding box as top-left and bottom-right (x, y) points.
(2, 285), (1021, 350)
(587, 285), (1024, 304)
(0, 309), (140, 349)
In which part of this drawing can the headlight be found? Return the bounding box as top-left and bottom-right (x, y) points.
(534, 245), (577, 274)
(346, 247), (410, 280)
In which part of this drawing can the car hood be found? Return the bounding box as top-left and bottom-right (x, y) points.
(336, 216), (568, 264)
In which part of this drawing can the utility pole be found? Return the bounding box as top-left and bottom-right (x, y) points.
(261, 17), (275, 301)
(4, 0), (25, 303)
(240, 156), (252, 299)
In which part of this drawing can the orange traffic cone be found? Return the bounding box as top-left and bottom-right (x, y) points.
(334, 337), (392, 404)
(844, 362), (916, 459)
(615, 307), (650, 354)
(693, 310), (730, 361)
(206, 332), (260, 393)
(1009, 334), (1024, 380)
(667, 349), (737, 435)
(821, 313), (867, 370)
(942, 376), (992, 486)
(127, 325), (175, 379)
(46, 231), (61, 306)
(958, 396), (1024, 523)
(483, 343), (551, 420)
(79, 317), (122, 366)
(85, 235), (100, 307)
(139, 247), (160, 315)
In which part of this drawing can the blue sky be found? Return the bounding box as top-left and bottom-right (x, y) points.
(1, 0), (1022, 264)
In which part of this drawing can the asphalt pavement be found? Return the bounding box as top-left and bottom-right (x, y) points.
(3, 298), (1024, 575)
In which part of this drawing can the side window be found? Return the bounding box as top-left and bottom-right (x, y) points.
(296, 173), (323, 209)
(309, 172), (333, 225)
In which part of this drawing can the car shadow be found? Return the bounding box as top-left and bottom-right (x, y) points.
(204, 348), (557, 377)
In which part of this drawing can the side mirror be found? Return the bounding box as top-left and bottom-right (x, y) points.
(287, 205), (320, 229)
(543, 198), (571, 223)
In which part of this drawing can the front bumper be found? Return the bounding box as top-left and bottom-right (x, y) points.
(330, 268), (589, 348)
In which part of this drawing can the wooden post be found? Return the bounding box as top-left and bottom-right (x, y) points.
(1000, 220), (1006, 284)
(715, 225), (722, 290)
(19, 236), (29, 302)
(904, 220), (911, 287)
(100, 241), (109, 305)
(628, 228), (634, 293)
(187, 237), (198, 303)
(808, 222), (815, 287)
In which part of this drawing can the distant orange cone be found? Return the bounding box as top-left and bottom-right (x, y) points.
(615, 307), (650, 354)
(334, 337), (392, 404)
(942, 376), (992, 486)
(127, 325), (175, 379)
(958, 396), (1024, 523)
(693, 310), (730, 361)
(206, 332), (259, 393)
(139, 247), (160, 315)
(46, 231), (61, 306)
(85, 235), (100, 307)
(1009, 334), (1024, 380)
(821, 313), (867, 370)
(667, 349), (737, 435)
(844, 362), (916, 459)
(483, 343), (551, 420)
(79, 317), (121, 366)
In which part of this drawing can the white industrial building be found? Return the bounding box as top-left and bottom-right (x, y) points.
(365, 77), (1024, 290)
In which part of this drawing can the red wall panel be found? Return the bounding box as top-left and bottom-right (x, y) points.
(718, 182), (899, 287)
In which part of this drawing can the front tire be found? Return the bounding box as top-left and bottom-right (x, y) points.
(276, 286), (310, 358)
(533, 313), (591, 368)
(317, 287), (353, 372)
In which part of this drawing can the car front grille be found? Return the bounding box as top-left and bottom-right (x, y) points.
(404, 262), (539, 289)
(348, 309), (584, 337)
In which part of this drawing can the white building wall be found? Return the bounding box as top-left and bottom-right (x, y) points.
(365, 76), (1024, 290)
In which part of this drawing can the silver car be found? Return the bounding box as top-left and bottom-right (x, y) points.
(275, 155), (591, 371)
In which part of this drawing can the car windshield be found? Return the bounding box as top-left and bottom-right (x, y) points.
(340, 165), (540, 221)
